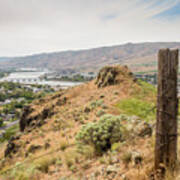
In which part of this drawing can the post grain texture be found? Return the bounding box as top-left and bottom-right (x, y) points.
(155, 49), (179, 171)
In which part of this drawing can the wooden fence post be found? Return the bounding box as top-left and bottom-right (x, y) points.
(155, 49), (179, 172)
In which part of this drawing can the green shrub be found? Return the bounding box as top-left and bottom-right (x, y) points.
(76, 114), (126, 153)
(0, 124), (19, 143)
(96, 109), (105, 117)
(90, 99), (104, 109)
(96, 99), (104, 106)
(111, 142), (122, 152)
(0, 117), (4, 127)
(101, 104), (108, 109)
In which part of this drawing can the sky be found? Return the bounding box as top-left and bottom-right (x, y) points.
(0, 0), (180, 56)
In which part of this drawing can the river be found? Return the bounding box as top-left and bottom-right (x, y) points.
(0, 72), (82, 88)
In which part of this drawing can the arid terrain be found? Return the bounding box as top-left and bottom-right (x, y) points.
(0, 42), (180, 73)
(0, 65), (180, 180)
(0, 65), (158, 179)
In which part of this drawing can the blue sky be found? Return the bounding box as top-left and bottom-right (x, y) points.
(155, 1), (180, 19)
(0, 0), (180, 56)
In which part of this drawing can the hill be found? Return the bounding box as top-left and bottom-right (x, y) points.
(0, 65), (164, 180)
(0, 42), (180, 73)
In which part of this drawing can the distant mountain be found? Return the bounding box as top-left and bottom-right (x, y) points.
(0, 42), (180, 73)
(0, 57), (11, 62)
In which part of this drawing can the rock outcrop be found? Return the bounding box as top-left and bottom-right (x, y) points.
(4, 135), (20, 157)
(19, 94), (67, 132)
(95, 65), (135, 88)
(19, 105), (54, 132)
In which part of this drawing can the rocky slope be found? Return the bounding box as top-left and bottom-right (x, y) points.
(0, 42), (180, 73)
(0, 65), (172, 180)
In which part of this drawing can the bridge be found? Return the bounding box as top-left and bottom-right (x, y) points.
(3, 78), (43, 84)
(0, 72), (46, 84)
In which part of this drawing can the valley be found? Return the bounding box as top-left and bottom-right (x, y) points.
(0, 43), (179, 179)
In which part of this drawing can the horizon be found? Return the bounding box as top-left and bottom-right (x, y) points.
(1, 0), (180, 56)
(1, 41), (180, 58)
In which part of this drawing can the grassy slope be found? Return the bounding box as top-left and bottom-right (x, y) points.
(116, 80), (156, 121)
(1, 77), (177, 180)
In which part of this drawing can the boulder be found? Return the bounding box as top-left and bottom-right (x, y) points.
(4, 136), (20, 157)
(135, 122), (152, 137)
(20, 105), (55, 132)
(95, 65), (135, 88)
(125, 116), (152, 137)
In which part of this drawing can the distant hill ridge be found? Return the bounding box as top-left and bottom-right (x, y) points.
(0, 42), (180, 73)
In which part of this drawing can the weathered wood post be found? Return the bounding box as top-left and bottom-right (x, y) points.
(155, 49), (179, 172)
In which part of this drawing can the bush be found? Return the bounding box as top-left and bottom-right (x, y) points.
(111, 142), (122, 152)
(76, 114), (126, 153)
(0, 117), (3, 127)
(90, 99), (104, 109)
(96, 109), (105, 117)
(0, 124), (19, 143)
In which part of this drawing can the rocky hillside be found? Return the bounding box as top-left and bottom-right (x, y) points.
(0, 65), (175, 180)
(0, 42), (180, 73)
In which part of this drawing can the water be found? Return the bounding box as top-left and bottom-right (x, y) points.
(35, 80), (82, 87)
(0, 72), (82, 87)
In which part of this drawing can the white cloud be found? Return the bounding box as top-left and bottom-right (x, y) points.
(0, 0), (180, 56)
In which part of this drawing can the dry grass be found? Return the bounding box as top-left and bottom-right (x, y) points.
(0, 67), (177, 180)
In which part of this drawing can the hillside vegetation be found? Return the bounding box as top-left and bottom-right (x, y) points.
(0, 65), (171, 180)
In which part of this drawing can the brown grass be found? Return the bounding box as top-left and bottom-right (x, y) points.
(0, 67), (177, 180)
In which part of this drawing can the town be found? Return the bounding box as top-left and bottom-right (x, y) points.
(0, 81), (55, 138)
(0, 68), (97, 141)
